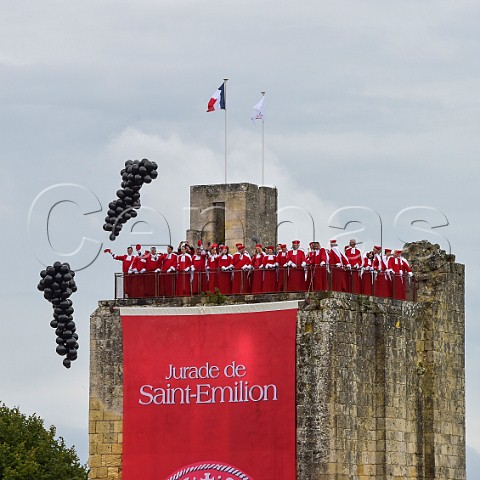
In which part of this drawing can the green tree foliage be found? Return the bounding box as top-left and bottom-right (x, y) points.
(0, 403), (88, 480)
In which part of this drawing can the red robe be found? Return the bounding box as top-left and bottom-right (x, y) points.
(388, 256), (412, 300)
(161, 252), (178, 297)
(306, 249), (328, 291)
(250, 253), (265, 294)
(206, 254), (218, 293)
(276, 251), (288, 291)
(217, 254), (233, 294)
(176, 253), (192, 296)
(114, 254), (136, 273)
(140, 252), (163, 297)
(113, 254), (136, 297)
(361, 256), (374, 296)
(127, 255), (146, 298)
(232, 252), (251, 294)
(329, 247), (350, 293)
(373, 255), (392, 298)
(192, 253), (206, 294)
(261, 254), (277, 293)
(345, 246), (362, 294)
(286, 249), (306, 292)
(143, 252), (163, 272)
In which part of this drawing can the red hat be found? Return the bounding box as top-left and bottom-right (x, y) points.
(292, 240), (300, 245)
(384, 248), (392, 254)
(394, 249), (402, 255)
(281, 244), (287, 249)
(211, 243), (218, 249)
(374, 245), (381, 250)
(255, 243), (263, 248)
(238, 244), (245, 250)
(330, 239), (337, 244)
(103, 248), (111, 253)
(267, 246), (275, 250)
(136, 244), (141, 251)
(197, 240), (202, 246)
(235, 243), (242, 247)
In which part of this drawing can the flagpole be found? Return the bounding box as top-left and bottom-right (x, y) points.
(224, 78), (228, 184)
(261, 91), (265, 186)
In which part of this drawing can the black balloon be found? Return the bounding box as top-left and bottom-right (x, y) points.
(103, 158), (159, 240)
(56, 345), (67, 356)
(38, 263), (79, 369)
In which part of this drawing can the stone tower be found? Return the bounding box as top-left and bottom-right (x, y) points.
(89, 237), (465, 477)
(186, 183), (277, 252)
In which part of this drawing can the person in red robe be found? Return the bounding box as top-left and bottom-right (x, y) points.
(261, 246), (277, 293)
(176, 245), (193, 296)
(250, 244), (265, 294)
(105, 246), (134, 273)
(217, 246), (233, 294)
(361, 250), (375, 296)
(388, 249), (412, 300)
(275, 244), (288, 291)
(328, 239), (350, 292)
(124, 245), (146, 298)
(305, 242), (315, 290)
(104, 246), (137, 298)
(307, 241), (328, 291)
(140, 246), (163, 297)
(161, 245), (177, 297)
(286, 240), (307, 291)
(232, 245), (251, 294)
(205, 244), (219, 293)
(372, 245), (390, 297)
(191, 242), (207, 294)
(383, 248), (394, 298)
(345, 239), (362, 294)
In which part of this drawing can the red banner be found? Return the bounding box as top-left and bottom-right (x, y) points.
(121, 302), (297, 480)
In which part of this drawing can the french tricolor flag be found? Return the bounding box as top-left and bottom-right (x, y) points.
(207, 83), (226, 112)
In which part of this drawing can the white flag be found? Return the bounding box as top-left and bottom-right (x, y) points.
(251, 95), (265, 124)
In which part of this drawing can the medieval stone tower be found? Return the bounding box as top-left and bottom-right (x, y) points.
(89, 183), (465, 480)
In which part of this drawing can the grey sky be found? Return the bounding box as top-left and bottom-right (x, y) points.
(0, 0), (478, 473)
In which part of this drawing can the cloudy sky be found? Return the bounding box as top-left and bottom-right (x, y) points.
(1, 0), (479, 473)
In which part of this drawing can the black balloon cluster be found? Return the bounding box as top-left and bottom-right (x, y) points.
(103, 158), (158, 241)
(37, 262), (79, 369)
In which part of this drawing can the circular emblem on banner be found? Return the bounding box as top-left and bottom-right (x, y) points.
(165, 461), (253, 480)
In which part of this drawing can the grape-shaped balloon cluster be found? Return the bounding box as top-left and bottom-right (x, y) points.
(103, 158), (158, 241)
(37, 262), (79, 369)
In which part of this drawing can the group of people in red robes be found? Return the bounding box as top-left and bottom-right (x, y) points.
(105, 238), (414, 300)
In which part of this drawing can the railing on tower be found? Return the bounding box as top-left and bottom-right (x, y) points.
(114, 267), (416, 301)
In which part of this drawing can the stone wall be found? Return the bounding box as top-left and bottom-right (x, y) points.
(89, 304), (124, 480)
(89, 242), (465, 479)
